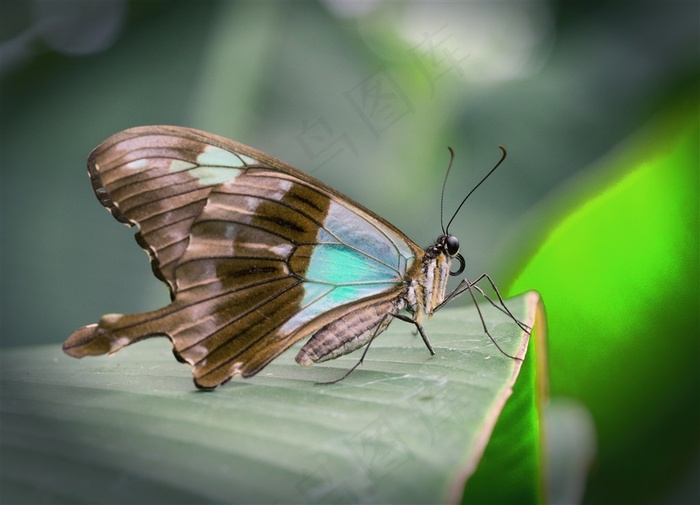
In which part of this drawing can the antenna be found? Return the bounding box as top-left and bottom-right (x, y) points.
(444, 146), (508, 234)
(440, 147), (456, 234)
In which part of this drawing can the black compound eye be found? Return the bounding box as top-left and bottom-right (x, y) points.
(445, 235), (460, 256)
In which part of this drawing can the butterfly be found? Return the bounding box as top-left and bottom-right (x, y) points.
(63, 126), (528, 389)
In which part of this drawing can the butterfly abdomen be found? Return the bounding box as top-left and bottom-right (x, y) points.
(295, 297), (402, 366)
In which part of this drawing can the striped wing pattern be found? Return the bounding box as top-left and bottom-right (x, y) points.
(64, 126), (421, 388)
(87, 126), (253, 297)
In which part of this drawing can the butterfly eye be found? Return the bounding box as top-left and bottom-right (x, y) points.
(445, 235), (460, 256)
(450, 253), (465, 276)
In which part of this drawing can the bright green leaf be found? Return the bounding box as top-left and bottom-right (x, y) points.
(504, 98), (699, 503)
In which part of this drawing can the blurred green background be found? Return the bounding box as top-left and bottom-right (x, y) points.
(1, 1), (698, 504)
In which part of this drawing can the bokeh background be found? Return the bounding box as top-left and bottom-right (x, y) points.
(2, 1), (698, 504)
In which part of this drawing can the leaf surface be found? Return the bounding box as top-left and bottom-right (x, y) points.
(1, 292), (544, 504)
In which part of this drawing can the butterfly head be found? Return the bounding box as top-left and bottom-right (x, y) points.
(415, 234), (465, 317)
(428, 234), (465, 277)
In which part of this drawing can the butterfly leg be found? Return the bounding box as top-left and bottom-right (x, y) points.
(468, 274), (532, 333)
(435, 276), (526, 360)
(465, 283), (522, 360)
(390, 313), (435, 356)
(437, 275), (531, 334)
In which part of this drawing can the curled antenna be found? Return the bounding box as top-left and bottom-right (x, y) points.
(444, 146), (508, 234)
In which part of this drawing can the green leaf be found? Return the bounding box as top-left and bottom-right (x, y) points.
(503, 97), (699, 503)
(1, 293), (544, 504)
(462, 294), (548, 505)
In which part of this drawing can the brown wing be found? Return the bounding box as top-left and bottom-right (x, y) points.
(86, 126), (269, 297)
(64, 126), (423, 388)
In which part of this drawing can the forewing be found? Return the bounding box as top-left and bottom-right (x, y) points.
(88, 126), (262, 296)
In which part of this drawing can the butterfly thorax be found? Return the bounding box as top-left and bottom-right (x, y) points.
(404, 234), (460, 324)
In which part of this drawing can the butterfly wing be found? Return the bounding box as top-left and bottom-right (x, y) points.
(65, 126), (423, 388)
